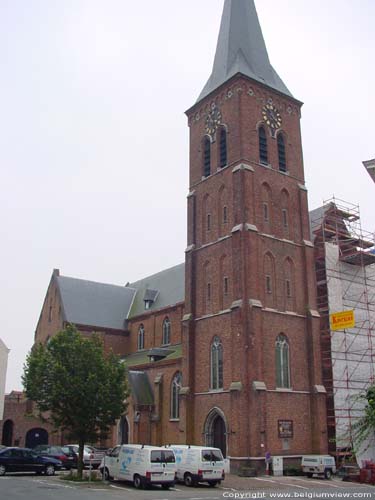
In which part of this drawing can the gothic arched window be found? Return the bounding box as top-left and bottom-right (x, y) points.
(219, 128), (227, 168)
(277, 133), (287, 172)
(170, 372), (182, 419)
(203, 137), (211, 177)
(162, 317), (171, 345)
(137, 325), (145, 351)
(259, 126), (268, 165)
(211, 336), (223, 390)
(275, 334), (290, 388)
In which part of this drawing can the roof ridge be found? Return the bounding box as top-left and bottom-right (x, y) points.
(128, 262), (184, 287)
(58, 274), (135, 291)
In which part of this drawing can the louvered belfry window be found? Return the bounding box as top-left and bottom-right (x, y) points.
(278, 134), (287, 172)
(203, 137), (211, 177)
(259, 126), (268, 164)
(219, 128), (227, 168)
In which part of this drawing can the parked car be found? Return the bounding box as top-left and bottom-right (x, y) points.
(99, 444), (176, 489)
(0, 447), (62, 476)
(65, 444), (104, 468)
(33, 445), (77, 470)
(301, 455), (337, 479)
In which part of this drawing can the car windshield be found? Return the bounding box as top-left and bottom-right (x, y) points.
(49, 447), (64, 454)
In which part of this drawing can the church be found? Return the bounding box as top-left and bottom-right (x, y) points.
(1, 0), (329, 472)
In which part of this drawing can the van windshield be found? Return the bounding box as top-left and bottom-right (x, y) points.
(202, 450), (223, 462)
(151, 451), (176, 463)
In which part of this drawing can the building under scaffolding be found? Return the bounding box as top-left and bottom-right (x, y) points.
(310, 198), (375, 461)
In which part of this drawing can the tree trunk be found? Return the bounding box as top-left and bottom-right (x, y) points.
(78, 438), (85, 479)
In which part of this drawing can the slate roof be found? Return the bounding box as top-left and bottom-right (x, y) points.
(197, 0), (293, 103)
(56, 276), (136, 331)
(309, 205), (329, 237)
(127, 263), (185, 318)
(363, 159), (375, 183)
(127, 370), (154, 406)
(123, 344), (182, 368)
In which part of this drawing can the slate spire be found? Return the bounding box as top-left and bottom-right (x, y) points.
(198, 0), (293, 102)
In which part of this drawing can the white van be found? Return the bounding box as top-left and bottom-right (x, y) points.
(168, 445), (225, 487)
(99, 444), (176, 489)
(301, 455), (336, 479)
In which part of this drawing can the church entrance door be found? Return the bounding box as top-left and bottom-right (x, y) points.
(204, 408), (227, 458)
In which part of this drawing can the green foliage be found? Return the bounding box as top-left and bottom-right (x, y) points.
(352, 386), (375, 452)
(22, 325), (129, 475)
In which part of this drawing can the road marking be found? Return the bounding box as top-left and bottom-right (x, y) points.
(254, 477), (278, 483)
(32, 479), (75, 489)
(189, 498), (219, 500)
(171, 487), (183, 491)
(109, 484), (133, 492)
(283, 483), (309, 490)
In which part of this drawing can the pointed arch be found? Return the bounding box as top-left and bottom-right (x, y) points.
(203, 136), (211, 177)
(218, 184), (229, 237)
(210, 336), (223, 390)
(219, 126), (228, 168)
(280, 188), (291, 239)
(261, 182), (273, 233)
(263, 251), (276, 308)
(258, 125), (268, 165)
(25, 428), (48, 448)
(275, 334), (291, 388)
(203, 260), (212, 313)
(118, 416), (130, 445)
(170, 372), (182, 419)
(204, 407), (228, 457)
(162, 317), (171, 345)
(137, 324), (145, 351)
(202, 193), (213, 244)
(219, 254), (230, 310)
(277, 132), (287, 172)
(283, 257), (296, 311)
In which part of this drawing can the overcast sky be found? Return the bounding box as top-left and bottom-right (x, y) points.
(1, 0), (374, 393)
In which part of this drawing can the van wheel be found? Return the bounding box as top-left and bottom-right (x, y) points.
(325, 469), (332, 480)
(184, 473), (196, 487)
(307, 473), (313, 478)
(134, 474), (144, 489)
(102, 468), (112, 481)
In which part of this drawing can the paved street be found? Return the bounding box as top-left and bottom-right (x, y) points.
(1, 473), (375, 500)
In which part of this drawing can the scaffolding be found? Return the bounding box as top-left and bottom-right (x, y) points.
(311, 197), (375, 460)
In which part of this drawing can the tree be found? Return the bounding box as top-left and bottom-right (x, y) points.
(22, 325), (129, 478)
(352, 386), (375, 454)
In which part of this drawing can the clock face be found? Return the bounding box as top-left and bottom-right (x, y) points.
(205, 105), (222, 135)
(262, 104), (282, 130)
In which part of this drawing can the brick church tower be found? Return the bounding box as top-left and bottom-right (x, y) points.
(181, 0), (327, 470)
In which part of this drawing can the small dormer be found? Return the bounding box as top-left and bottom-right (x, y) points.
(143, 289), (159, 310)
(147, 348), (173, 363)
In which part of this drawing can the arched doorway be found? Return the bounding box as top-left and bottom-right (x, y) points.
(25, 428), (48, 449)
(1, 420), (14, 446)
(119, 416), (129, 445)
(204, 408), (227, 458)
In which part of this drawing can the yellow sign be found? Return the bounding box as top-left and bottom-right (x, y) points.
(330, 310), (355, 331)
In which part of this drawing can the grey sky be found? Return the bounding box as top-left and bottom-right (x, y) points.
(1, 0), (374, 392)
